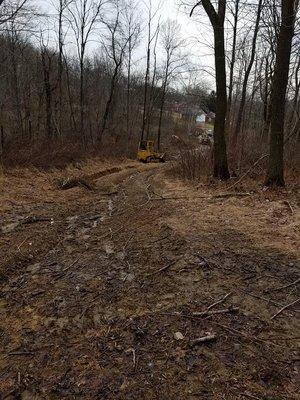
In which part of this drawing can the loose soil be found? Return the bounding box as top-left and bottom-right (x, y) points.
(0, 160), (299, 399)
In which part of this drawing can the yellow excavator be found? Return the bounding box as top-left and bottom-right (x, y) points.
(137, 140), (165, 163)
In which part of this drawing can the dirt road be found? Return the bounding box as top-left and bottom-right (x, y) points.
(0, 161), (299, 399)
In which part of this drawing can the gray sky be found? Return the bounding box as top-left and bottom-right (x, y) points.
(36, 0), (215, 86)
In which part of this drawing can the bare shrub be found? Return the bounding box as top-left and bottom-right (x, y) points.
(170, 136), (212, 181)
(1, 136), (138, 169)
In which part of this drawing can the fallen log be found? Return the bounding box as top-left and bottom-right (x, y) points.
(57, 177), (95, 191)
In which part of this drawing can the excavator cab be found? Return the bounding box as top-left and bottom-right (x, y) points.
(137, 140), (165, 163)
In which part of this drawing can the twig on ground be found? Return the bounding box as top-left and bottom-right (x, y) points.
(241, 291), (300, 314)
(145, 184), (152, 201)
(266, 278), (300, 293)
(53, 258), (80, 280)
(282, 200), (294, 214)
(149, 260), (178, 275)
(22, 215), (53, 225)
(243, 392), (263, 400)
(190, 334), (217, 346)
(150, 189), (165, 199)
(150, 192), (251, 201)
(192, 307), (239, 317)
(212, 192), (251, 199)
(8, 351), (34, 356)
(271, 298), (300, 320)
(126, 348), (137, 370)
(157, 312), (281, 346)
(205, 292), (232, 311)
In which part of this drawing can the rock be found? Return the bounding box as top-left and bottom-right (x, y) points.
(174, 331), (184, 341)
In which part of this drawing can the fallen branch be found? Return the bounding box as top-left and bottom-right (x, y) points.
(192, 307), (239, 317)
(190, 334), (217, 346)
(8, 351), (34, 356)
(53, 258), (80, 281)
(151, 192), (251, 201)
(226, 153), (268, 190)
(158, 311), (281, 346)
(271, 298), (300, 320)
(282, 200), (294, 215)
(22, 216), (53, 225)
(149, 260), (178, 275)
(57, 177), (95, 191)
(205, 292), (232, 312)
(212, 192), (251, 199)
(266, 278), (300, 293)
(243, 392), (263, 400)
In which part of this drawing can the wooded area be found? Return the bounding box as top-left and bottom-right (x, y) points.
(0, 0), (299, 184)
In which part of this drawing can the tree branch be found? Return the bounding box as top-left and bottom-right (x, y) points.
(190, 0), (219, 27)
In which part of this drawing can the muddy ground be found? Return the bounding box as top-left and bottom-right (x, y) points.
(0, 161), (299, 399)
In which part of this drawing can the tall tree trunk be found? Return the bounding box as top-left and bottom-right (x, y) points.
(157, 79), (167, 151)
(233, 0), (263, 144)
(213, 23), (230, 179)
(79, 57), (84, 141)
(190, 0), (230, 180)
(126, 36), (132, 142)
(57, 0), (64, 136)
(42, 50), (53, 140)
(226, 0), (239, 133)
(265, 0), (297, 186)
(10, 39), (24, 138)
(141, 32), (151, 142)
(146, 25), (159, 140)
(99, 66), (120, 141)
(64, 55), (77, 134)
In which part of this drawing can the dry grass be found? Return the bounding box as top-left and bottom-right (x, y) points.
(0, 158), (134, 214)
(1, 137), (138, 169)
(169, 136), (212, 181)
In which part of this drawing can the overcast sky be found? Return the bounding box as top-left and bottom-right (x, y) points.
(36, 0), (215, 86)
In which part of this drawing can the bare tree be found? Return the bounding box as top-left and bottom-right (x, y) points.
(140, 0), (160, 142)
(67, 0), (104, 140)
(226, 0), (240, 132)
(53, 0), (70, 136)
(0, 0), (28, 25)
(265, 0), (298, 186)
(124, 0), (140, 142)
(146, 22), (159, 140)
(157, 19), (185, 150)
(40, 36), (55, 140)
(99, 4), (134, 140)
(190, 0), (230, 180)
(232, 0), (264, 144)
